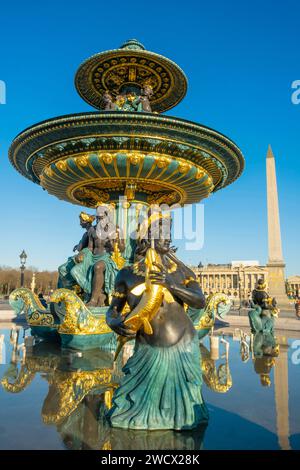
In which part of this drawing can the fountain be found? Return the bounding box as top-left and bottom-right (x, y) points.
(7, 39), (245, 430)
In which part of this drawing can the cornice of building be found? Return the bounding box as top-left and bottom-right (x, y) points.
(287, 275), (300, 282)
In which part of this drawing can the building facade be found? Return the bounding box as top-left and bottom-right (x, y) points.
(286, 276), (300, 298)
(192, 262), (268, 303)
(191, 264), (299, 303)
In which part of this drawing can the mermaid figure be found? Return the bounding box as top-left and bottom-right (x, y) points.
(106, 213), (209, 430)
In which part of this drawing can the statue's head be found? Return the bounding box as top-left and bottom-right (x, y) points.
(126, 92), (136, 102)
(137, 210), (172, 255)
(142, 83), (153, 97)
(79, 212), (95, 228)
(103, 90), (112, 99)
(96, 204), (109, 222)
(256, 278), (267, 291)
(116, 94), (125, 107)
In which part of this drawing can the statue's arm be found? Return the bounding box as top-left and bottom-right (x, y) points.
(87, 231), (94, 252)
(168, 279), (206, 309)
(149, 264), (205, 309)
(262, 292), (277, 310)
(106, 273), (136, 338)
(74, 232), (89, 252)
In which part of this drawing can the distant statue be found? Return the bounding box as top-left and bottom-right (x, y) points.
(70, 205), (125, 307)
(115, 94), (126, 111)
(248, 279), (279, 334)
(58, 212), (95, 290)
(102, 91), (116, 111)
(114, 89), (153, 113)
(138, 85), (153, 112)
(125, 92), (140, 111)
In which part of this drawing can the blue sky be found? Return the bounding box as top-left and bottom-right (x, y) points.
(0, 0), (299, 275)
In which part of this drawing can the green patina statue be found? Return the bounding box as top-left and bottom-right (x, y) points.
(58, 211), (95, 291)
(248, 279), (279, 334)
(58, 206), (125, 307)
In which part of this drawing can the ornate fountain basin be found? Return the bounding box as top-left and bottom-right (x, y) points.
(9, 112), (244, 208)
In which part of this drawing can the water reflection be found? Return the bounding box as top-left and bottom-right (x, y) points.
(252, 332), (279, 387)
(59, 402), (207, 450)
(1, 338), (208, 449)
(0, 326), (299, 450)
(200, 343), (232, 393)
(213, 328), (293, 450)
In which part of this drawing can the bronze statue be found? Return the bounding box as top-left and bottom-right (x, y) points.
(248, 279), (279, 334)
(106, 213), (208, 430)
(58, 212), (95, 290)
(73, 212), (95, 252)
(58, 207), (124, 307)
(83, 205), (125, 307)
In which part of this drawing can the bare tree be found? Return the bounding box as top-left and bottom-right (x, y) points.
(0, 266), (58, 297)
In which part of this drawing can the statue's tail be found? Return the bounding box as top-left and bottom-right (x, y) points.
(1, 366), (35, 393)
(195, 293), (231, 336)
(206, 293), (231, 321)
(9, 288), (54, 327)
(50, 288), (111, 335)
(10, 288), (47, 316)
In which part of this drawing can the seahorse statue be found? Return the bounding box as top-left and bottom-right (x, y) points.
(9, 288), (55, 326)
(1, 355), (59, 393)
(1, 365), (36, 393)
(42, 369), (114, 425)
(192, 292), (231, 338)
(50, 288), (112, 335)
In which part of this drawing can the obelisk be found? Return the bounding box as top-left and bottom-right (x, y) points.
(266, 145), (290, 308)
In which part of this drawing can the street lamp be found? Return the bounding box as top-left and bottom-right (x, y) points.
(19, 250), (27, 287)
(197, 262), (203, 291)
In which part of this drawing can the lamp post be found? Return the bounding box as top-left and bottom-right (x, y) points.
(19, 250), (27, 287)
(238, 265), (243, 315)
(197, 261), (203, 293)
